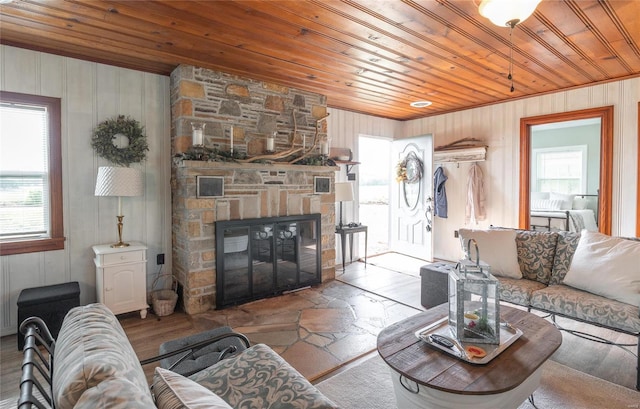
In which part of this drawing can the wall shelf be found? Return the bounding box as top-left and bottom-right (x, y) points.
(434, 144), (487, 164)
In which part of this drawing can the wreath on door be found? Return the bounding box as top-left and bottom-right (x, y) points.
(91, 115), (149, 166)
(395, 151), (423, 184)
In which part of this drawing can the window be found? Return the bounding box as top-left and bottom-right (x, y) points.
(532, 145), (587, 194)
(0, 91), (64, 255)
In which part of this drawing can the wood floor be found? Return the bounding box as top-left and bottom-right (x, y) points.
(1, 253), (638, 407)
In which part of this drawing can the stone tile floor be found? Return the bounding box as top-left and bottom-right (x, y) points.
(183, 268), (422, 381)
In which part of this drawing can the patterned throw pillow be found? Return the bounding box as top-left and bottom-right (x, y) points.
(153, 367), (232, 409)
(515, 231), (558, 284)
(549, 231), (581, 285)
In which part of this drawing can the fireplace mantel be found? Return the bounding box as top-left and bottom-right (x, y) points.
(175, 159), (338, 174)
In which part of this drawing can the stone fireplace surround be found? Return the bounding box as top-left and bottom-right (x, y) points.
(172, 160), (337, 314)
(171, 64), (338, 314)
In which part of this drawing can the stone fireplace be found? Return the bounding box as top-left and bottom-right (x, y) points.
(171, 65), (337, 314)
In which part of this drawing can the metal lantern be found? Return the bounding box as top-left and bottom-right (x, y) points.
(448, 238), (500, 344)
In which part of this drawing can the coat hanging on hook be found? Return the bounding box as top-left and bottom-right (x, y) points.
(434, 167), (448, 218)
(465, 163), (486, 224)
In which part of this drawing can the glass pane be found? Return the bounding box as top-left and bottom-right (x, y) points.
(222, 227), (250, 300)
(251, 224), (274, 295)
(298, 220), (318, 284)
(0, 103), (49, 238)
(276, 222), (298, 287)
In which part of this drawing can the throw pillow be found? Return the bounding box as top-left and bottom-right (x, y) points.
(514, 231), (558, 284)
(531, 191), (550, 201)
(563, 231), (640, 306)
(458, 229), (522, 279)
(549, 192), (575, 210)
(153, 367), (233, 409)
(531, 199), (563, 211)
(572, 197), (588, 210)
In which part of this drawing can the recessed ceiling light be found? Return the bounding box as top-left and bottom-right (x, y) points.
(410, 101), (432, 108)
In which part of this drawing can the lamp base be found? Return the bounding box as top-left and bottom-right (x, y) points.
(111, 215), (130, 248)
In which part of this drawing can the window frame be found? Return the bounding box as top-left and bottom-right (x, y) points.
(0, 91), (64, 256)
(532, 145), (588, 194)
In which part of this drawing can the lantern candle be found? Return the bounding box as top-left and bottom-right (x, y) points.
(191, 122), (205, 146)
(267, 133), (275, 152)
(320, 141), (329, 155)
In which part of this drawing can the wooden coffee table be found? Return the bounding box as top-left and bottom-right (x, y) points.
(377, 304), (562, 409)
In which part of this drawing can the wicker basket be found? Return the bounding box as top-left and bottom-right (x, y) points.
(151, 275), (178, 317)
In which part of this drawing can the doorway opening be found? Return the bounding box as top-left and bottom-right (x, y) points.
(358, 135), (392, 256)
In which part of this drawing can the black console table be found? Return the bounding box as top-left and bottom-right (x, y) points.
(335, 225), (367, 271)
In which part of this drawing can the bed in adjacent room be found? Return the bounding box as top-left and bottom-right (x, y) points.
(530, 192), (598, 232)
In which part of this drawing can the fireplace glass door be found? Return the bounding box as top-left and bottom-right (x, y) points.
(216, 214), (321, 308)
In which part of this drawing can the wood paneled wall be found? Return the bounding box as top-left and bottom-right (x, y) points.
(0, 45), (171, 336)
(327, 80), (639, 263)
(402, 78), (640, 261)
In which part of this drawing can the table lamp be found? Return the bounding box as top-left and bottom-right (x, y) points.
(335, 182), (354, 229)
(95, 166), (143, 248)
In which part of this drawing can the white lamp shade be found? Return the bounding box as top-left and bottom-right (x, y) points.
(95, 166), (144, 197)
(335, 182), (354, 202)
(479, 0), (541, 27)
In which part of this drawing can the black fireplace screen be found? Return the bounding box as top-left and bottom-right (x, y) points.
(215, 214), (321, 308)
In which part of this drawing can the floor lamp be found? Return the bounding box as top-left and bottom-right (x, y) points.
(95, 166), (144, 248)
(335, 182), (354, 229)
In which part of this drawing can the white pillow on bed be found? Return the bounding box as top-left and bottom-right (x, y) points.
(531, 191), (550, 201)
(531, 199), (563, 211)
(550, 192), (575, 210)
(572, 197), (588, 210)
(458, 229), (522, 279)
(563, 230), (640, 306)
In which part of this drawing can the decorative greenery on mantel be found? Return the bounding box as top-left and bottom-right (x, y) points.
(175, 110), (333, 167)
(173, 147), (333, 167)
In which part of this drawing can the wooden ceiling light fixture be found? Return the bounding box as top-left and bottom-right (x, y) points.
(479, 0), (542, 92)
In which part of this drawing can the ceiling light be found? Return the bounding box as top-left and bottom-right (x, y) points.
(478, 0), (541, 93)
(410, 101), (432, 108)
(478, 0), (541, 28)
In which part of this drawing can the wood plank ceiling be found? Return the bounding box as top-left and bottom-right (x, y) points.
(1, 0), (639, 120)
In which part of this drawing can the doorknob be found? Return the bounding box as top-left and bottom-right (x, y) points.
(425, 196), (433, 233)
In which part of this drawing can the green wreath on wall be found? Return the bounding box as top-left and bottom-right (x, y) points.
(91, 115), (149, 166)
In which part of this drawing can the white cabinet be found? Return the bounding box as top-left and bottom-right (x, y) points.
(93, 242), (148, 319)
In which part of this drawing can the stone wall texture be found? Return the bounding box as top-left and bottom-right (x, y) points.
(170, 64), (328, 156)
(171, 65), (336, 314)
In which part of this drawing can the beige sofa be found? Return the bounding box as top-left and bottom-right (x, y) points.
(18, 303), (338, 408)
(459, 228), (640, 390)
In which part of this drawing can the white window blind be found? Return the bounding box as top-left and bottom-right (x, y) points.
(0, 103), (50, 239)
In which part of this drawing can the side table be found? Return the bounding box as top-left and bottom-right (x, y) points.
(93, 242), (149, 318)
(335, 225), (367, 271)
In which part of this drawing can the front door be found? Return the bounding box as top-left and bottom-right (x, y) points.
(390, 135), (434, 261)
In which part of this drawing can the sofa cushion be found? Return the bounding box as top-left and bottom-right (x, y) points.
(549, 231), (581, 285)
(52, 303), (153, 409)
(458, 229), (521, 279)
(74, 378), (156, 409)
(190, 343), (338, 409)
(497, 277), (548, 307)
(515, 231), (558, 284)
(153, 367), (232, 409)
(563, 231), (640, 306)
(530, 285), (640, 334)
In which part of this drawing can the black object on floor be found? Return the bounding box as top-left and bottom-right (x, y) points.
(17, 281), (80, 350)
